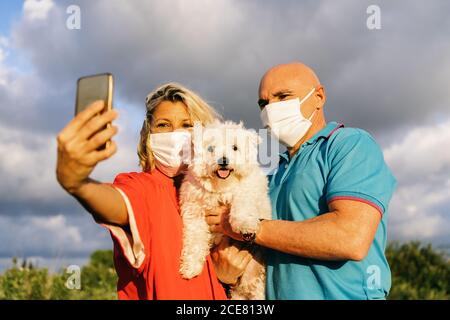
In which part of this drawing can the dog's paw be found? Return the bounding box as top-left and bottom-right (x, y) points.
(229, 216), (259, 235)
(179, 261), (204, 279)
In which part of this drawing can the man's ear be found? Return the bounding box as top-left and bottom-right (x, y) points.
(315, 85), (326, 106)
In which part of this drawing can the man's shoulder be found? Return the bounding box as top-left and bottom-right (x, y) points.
(331, 125), (373, 142)
(325, 125), (383, 160)
(327, 125), (378, 147)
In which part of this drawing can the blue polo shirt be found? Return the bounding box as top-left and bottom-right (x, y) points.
(265, 121), (397, 300)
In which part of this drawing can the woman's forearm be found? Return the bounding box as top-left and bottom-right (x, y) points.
(72, 178), (128, 226)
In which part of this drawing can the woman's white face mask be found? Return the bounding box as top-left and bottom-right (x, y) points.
(260, 88), (317, 147)
(150, 131), (191, 177)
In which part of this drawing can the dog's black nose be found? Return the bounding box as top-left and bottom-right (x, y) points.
(217, 156), (229, 166)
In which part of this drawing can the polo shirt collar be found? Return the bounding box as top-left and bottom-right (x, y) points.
(278, 121), (344, 162)
(304, 121), (344, 146)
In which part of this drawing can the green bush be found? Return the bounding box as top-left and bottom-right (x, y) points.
(0, 250), (118, 300)
(386, 242), (450, 300)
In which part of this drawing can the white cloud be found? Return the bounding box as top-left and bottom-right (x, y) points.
(384, 120), (450, 182)
(384, 119), (450, 243)
(0, 213), (111, 258)
(30, 214), (82, 245)
(23, 0), (54, 21)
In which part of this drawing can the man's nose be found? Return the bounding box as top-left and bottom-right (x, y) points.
(217, 156), (229, 167)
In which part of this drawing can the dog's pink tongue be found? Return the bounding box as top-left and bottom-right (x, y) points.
(217, 169), (230, 178)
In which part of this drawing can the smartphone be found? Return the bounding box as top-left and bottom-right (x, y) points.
(75, 73), (114, 150)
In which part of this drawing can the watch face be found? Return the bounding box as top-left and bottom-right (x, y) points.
(243, 232), (256, 243)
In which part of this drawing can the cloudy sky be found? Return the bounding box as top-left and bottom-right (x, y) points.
(0, 0), (449, 272)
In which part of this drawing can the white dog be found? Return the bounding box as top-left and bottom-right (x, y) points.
(179, 120), (271, 300)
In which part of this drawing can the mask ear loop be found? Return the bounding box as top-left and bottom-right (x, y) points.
(299, 87), (316, 104)
(306, 86), (323, 121)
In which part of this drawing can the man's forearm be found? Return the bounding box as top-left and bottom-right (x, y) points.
(255, 212), (365, 261)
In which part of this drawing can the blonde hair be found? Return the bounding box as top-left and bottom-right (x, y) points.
(138, 82), (220, 172)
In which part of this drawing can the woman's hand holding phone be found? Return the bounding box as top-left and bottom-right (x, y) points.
(56, 100), (118, 195)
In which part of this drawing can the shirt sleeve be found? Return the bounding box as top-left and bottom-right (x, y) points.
(326, 130), (397, 215)
(101, 172), (150, 271)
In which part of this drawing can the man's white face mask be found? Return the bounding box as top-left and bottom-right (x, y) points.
(149, 131), (191, 177)
(260, 88), (317, 147)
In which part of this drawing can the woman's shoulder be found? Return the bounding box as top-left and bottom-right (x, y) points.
(113, 170), (172, 189)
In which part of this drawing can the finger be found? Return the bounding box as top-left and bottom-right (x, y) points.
(78, 109), (118, 141)
(221, 242), (240, 256)
(84, 140), (118, 165)
(59, 101), (106, 141)
(229, 248), (251, 266)
(206, 216), (220, 226)
(235, 248), (251, 262)
(205, 208), (220, 217)
(237, 252), (253, 269)
(84, 125), (118, 152)
(209, 224), (222, 233)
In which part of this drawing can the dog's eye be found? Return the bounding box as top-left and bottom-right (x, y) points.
(207, 145), (215, 153)
(232, 145), (238, 151)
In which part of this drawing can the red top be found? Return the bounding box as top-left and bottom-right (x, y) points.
(102, 170), (227, 300)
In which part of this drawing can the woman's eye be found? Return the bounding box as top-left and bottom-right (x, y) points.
(279, 95), (289, 100)
(183, 123), (193, 128)
(207, 145), (215, 153)
(232, 145), (238, 151)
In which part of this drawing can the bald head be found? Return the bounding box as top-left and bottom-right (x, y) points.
(258, 62), (325, 110)
(259, 62), (320, 98)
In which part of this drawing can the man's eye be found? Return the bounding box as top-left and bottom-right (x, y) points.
(207, 145), (215, 153)
(279, 95), (289, 100)
(183, 123), (193, 128)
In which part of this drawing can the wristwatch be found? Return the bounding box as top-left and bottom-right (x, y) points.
(242, 232), (256, 244)
(241, 219), (266, 244)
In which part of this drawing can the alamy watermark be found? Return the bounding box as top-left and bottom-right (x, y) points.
(66, 5), (81, 30)
(366, 5), (381, 30)
(366, 265), (381, 290)
(65, 264), (81, 290)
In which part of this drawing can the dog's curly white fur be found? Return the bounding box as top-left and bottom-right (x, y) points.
(179, 120), (271, 300)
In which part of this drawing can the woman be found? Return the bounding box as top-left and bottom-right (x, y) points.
(56, 83), (251, 299)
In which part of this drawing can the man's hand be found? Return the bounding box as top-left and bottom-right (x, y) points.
(206, 205), (243, 241)
(210, 236), (252, 285)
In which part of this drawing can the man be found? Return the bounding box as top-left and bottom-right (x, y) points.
(209, 62), (397, 299)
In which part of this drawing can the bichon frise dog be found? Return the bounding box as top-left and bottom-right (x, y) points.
(179, 120), (271, 300)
